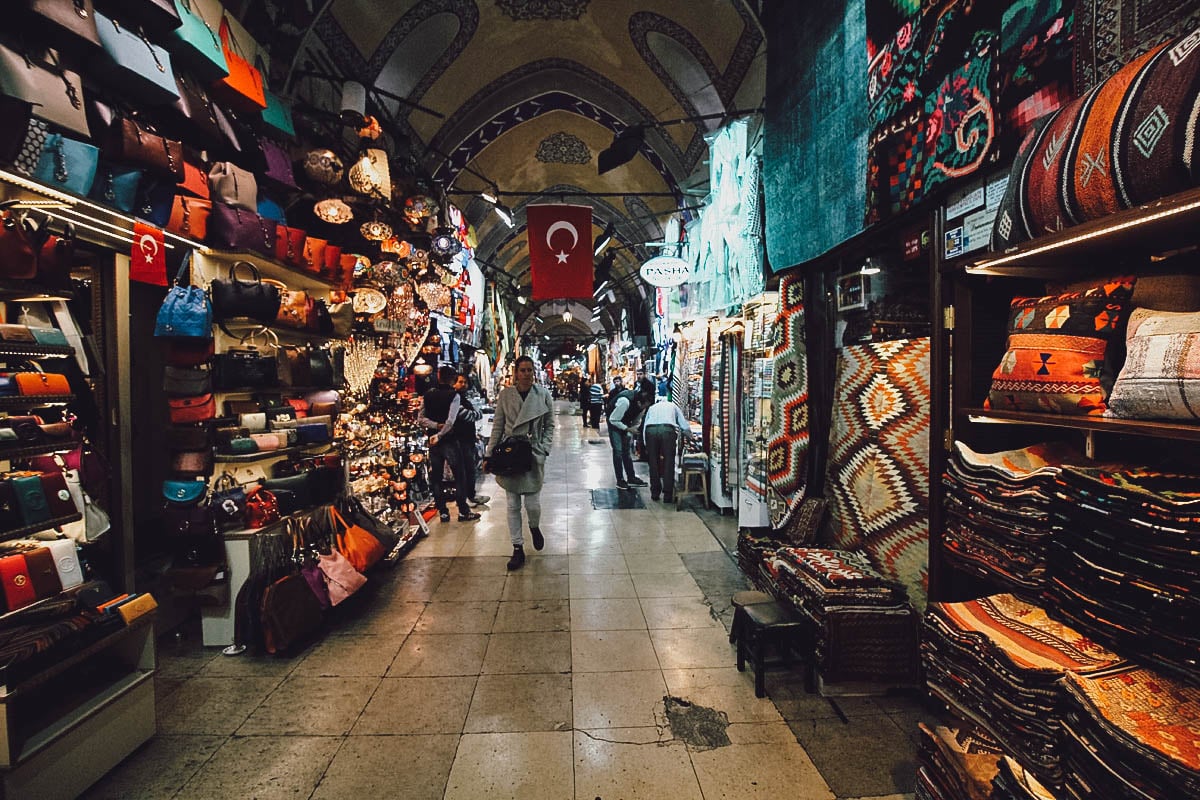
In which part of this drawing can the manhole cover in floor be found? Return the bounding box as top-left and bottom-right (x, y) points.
(663, 696), (730, 749)
(591, 488), (646, 509)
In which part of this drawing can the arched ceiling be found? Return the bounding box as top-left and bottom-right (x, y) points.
(236, 0), (765, 338)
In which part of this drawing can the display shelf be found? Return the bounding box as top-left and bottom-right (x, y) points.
(214, 316), (341, 343)
(0, 395), (75, 409)
(961, 407), (1200, 443)
(0, 614), (152, 699)
(0, 439), (81, 461)
(0, 342), (74, 359)
(0, 282), (74, 303)
(0, 512), (83, 544)
(214, 443), (335, 463)
(200, 249), (342, 292)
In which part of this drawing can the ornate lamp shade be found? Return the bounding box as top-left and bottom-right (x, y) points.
(403, 195), (436, 226)
(303, 149), (344, 184)
(429, 226), (462, 264)
(360, 218), (393, 241)
(381, 237), (412, 257)
(348, 148), (391, 197)
(314, 198), (354, 224)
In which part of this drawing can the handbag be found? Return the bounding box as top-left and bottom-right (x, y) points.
(0, 43), (90, 137)
(274, 225), (306, 267)
(275, 344), (310, 387)
(208, 160), (256, 210)
(0, 208), (37, 280)
(212, 16), (265, 112)
(163, 365), (211, 395)
(164, 335), (214, 365)
(238, 411), (266, 432)
(18, 1), (102, 55)
(166, 194), (211, 239)
(93, 11), (180, 105)
(295, 422), (330, 444)
(96, 0), (182, 35)
(258, 136), (297, 187)
(226, 436), (256, 454)
(12, 473), (50, 526)
(271, 284), (313, 331)
(318, 547), (365, 606)
(209, 261), (280, 323)
(14, 370), (72, 396)
(213, 347), (277, 389)
(155, 252), (213, 338)
(211, 471), (245, 529)
(166, 424), (210, 450)
(170, 448), (212, 476)
(249, 432), (282, 451)
(260, 572), (323, 654)
(103, 116), (183, 179)
(488, 435), (534, 476)
(30, 327), (69, 348)
(208, 201), (277, 256)
(244, 484), (279, 528)
(171, 69), (230, 150)
(0, 324), (35, 342)
(34, 134), (99, 195)
(36, 223), (75, 289)
(163, 477), (206, 504)
(257, 196), (285, 223)
(301, 237), (327, 274)
(90, 162), (143, 212)
(40, 470), (77, 518)
(0, 554), (37, 610)
(321, 244), (343, 281)
(329, 506), (385, 573)
(308, 347), (334, 388)
(167, 393), (215, 423)
(0, 95), (32, 167)
(166, 0), (227, 80)
(178, 158), (209, 198)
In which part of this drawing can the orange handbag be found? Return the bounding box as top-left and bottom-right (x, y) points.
(321, 244), (342, 280)
(275, 226), (306, 267)
(14, 371), (71, 396)
(301, 237), (326, 274)
(264, 280), (312, 330)
(338, 254), (358, 289)
(167, 393), (216, 424)
(213, 17), (266, 113)
(167, 196), (212, 240)
(178, 160), (210, 199)
(330, 506), (385, 572)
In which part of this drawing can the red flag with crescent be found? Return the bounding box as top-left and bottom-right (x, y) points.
(130, 221), (167, 286)
(527, 204), (593, 301)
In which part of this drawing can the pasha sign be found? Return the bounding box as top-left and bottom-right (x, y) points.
(639, 255), (691, 287)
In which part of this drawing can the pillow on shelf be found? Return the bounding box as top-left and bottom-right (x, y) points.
(986, 276), (1136, 415)
(1106, 308), (1200, 420)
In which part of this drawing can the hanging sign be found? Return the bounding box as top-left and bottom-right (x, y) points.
(639, 255), (691, 288)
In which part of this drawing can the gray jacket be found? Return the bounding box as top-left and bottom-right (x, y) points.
(485, 383), (554, 494)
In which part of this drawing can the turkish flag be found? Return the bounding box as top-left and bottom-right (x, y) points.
(527, 204), (593, 301)
(130, 222), (167, 286)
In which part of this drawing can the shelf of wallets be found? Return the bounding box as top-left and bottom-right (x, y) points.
(922, 189), (1200, 798)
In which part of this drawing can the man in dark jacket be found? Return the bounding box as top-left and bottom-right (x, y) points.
(453, 373), (489, 507)
(587, 380), (604, 429)
(418, 366), (481, 522)
(607, 377), (655, 489)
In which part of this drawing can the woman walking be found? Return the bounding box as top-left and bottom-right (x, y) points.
(483, 356), (555, 570)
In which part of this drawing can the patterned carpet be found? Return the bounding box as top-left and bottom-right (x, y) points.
(826, 338), (931, 609)
(765, 275), (810, 529)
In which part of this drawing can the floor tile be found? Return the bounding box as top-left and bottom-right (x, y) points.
(619, 533), (679, 554)
(789, 713), (918, 798)
(483, 631), (572, 674)
(353, 676), (477, 734)
(445, 555), (511, 577)
(568, 553), (630, 574)
(238, 675), (379, 735)
(689, 722), (834, 800)
(198, 650), (299, 678)
(625, 552), (689, 574)
(292, 634), (405, 676)
(502, 574), (570, 601)
(662, 667), (786, 724)
(465, 672), (573, 733)
(390, 633), (491, 676)
(631, 572), (705, 598)
(173, 735), (341, 800)
(650, 626), (736, 670)
(640, 596), (724, 629)
(156, 676), (282, 735)
(493, 599), (571, 632)
(311, 734), (459, 800)
(569, 573), (638, 599)
(444, 732), (574, 800)
(430, 575), (507, 602)
(573, 727), (702, 800)
(80, 734), (225, 800)
(669, 532), (724, 553)
(414, 600), (499, 634)
(571, 629), (660, 672)
(572, 669), (668, 728)
(569, 597), (647, 630)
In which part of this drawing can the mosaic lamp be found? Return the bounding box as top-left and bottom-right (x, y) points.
(314, 198), (353, 224)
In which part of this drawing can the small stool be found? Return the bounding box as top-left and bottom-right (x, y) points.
(735, 600), (812, 698)
(676, 455), (710, 511)
(728, 590), (775, 643)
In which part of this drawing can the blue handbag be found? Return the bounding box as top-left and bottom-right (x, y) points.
(261, 88), (296, 139)
(163, 478), (207, 504)
(154, 251), (213, 338)
(166, 0), (228, 81)
(34, 134), (100, 195)
(90, 162), (143, 212)
(295, 423), (331, 444)
(93, 11), (180, 105)
(257, 196), (286, 224)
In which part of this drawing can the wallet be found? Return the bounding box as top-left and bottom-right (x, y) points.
(12, 474), (50, 527)
(0, 554), (37, 611)
(47, 539), (83, 590)
(40, 471), (77, 518)
(24, 546), (62, 599)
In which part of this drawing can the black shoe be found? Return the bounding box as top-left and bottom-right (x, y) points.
(469, 495), (491, 506)
(438, 511), (451, 522)
(663, 494), (674, 503)
(530, 527), (544, 551)
(507, 547), (525, 570)
(458, 511), (481, 522)
(651, 494), (660, 501)
(627, 477), (648, 487)
(616, 481), (630, 490)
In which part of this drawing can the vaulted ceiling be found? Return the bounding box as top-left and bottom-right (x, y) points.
(234, 0), (765, 338)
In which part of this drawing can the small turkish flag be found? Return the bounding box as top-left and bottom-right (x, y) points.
(527, 204), (593, 301)
(130, 222), (167, 286)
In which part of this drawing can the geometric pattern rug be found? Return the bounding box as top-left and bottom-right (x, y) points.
(766, 274), (810, 529)
(826, 338), (931, 609)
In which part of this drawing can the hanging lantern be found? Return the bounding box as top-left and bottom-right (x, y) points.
(314, 198), (354, 224)
(429, 226), (462, 264)
(303, 149), (344, 184)
(348, 148), (391, 197)
(380, 237), (412, 257)
(360, 217), (393, 241)
(403, 195), (436, 226)
(357, 115), (382, 140)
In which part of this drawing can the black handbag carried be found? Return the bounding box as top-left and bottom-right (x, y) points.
(489, 436), (534, 476)
(210, 261), (280, 324)
(213, 348), (278, 389)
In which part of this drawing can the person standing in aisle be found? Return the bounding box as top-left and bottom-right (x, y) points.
(579, 378), (592, 427)
(483, 356), (555, 571)
(588, 379), (604, 429)
(641, 391), (692, 502)
(453, 373), (490, 507)
(607, 377), (655, 489)
(418, 365), (482, 523)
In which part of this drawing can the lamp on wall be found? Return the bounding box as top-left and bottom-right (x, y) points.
(597, 108), (765, 175)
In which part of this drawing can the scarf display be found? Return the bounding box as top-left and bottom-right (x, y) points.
(826, 337), (930, 608)
(765, 275), (810, 528)
(719, 327), (742, 495)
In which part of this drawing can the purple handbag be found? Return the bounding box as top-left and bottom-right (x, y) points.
(301, 561), (330, 609)
(208, 201), (277, 256)
(259, 137), (297, 190)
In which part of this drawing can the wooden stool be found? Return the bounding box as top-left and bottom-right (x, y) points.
(676, 457), (709, 511)
(735, 600), (812, 698)
(728, 590), (775, 643)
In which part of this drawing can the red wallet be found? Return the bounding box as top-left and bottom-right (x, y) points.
(0, 553), (37, 611)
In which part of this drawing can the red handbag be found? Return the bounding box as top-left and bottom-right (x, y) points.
(245, 485), (279, 529)
(167, 196), (212, 240)
(322, 244), (342, 280)
(275, 226), (306, 267)
(212, 17), (266, 113)
(168, 393), (216, 424)
(301, 237), (327, 274)
(0, 209), (37, 280)
(14, 371), (71, 396)
(164, 337), (215, 367)
(178, 160), (211, 199)
(0, 554), (37, 611)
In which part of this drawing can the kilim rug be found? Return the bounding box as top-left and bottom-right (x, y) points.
(826, 338), (931, 608)
(1075, 0), (1200, 92)
(765, 274), (810, 529)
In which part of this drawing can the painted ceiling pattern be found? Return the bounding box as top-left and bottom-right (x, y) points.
(536, 132), (592, 164)
(495, 0), (590, 21)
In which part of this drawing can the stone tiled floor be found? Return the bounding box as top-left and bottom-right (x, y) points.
(84, 405), (929, 799)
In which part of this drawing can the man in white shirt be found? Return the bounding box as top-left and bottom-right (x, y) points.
(641, 392), (692, 502)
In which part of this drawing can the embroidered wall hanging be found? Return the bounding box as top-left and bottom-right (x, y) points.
(766, 275), (811, 529)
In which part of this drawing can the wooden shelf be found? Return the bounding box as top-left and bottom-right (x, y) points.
(200, 250), (342, 292)
(214, 443), (334, 463)
(960, 407), (1200, 442)
(0, 282), (73, 303)
(0, 343), (74, 359)
(0, 395), (74, 409)
(0, 512), (83, 543)
(0, 615), (153, 699)
(214, 317), (344, 343)
(0, 439), (81, 461)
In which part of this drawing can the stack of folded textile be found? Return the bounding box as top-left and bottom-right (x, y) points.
(922, 593), (1124, 787)
(991, 756), (1058, 800)
(1059, 665), (1200, 800)
(763, 547), (918, 684)
(1046, 465), (1200, 681)
(941, 441), (1083, 597)
(914, 723), (1002, 800)
(736, 528), (784, 588)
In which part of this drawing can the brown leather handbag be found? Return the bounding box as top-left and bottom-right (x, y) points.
(270, 283), (313, 331)
(103, 117), (184, 180)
